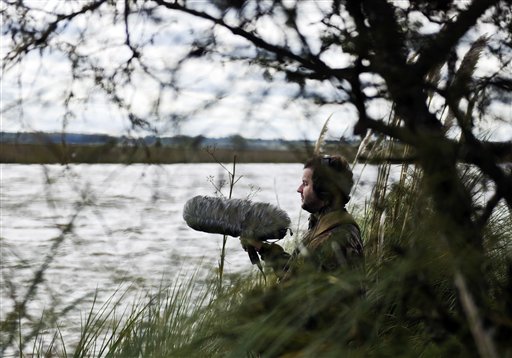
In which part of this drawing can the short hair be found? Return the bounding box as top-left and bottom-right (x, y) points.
(304, 155), (354, 206)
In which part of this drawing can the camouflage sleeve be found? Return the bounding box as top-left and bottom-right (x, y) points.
(316, 224), (363, 272)
(258, 243), (293, 279)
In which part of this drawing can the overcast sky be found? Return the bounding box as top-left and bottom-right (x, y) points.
(1, 1), (511, 141)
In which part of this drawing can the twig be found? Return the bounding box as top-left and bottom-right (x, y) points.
(454, 271), (498, 358)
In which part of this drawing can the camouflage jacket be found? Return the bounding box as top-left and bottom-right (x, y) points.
(259, 208), (363, 281)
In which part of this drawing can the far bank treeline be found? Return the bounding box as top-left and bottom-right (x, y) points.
(2, 132), (511, 164)
(0, 132), (375, 164)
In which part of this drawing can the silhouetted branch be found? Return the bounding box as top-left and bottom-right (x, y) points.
(477, 192), (503, 228)
(414, 0), (500, 77)
(3, 0), (108, 71)
(153, 0), (357, 82)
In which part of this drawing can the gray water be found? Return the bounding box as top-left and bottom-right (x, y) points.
(0, 162), (399, 349)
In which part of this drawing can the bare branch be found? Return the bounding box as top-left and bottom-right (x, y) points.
(414, 0), (500, 77)
(152, 0), (357, 82)
(3, 0), (108, 71)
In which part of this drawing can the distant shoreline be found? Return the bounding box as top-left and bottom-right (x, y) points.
(0, 142), (342, 164)
(3, 142), (508, 165)
(0, 132), (361, 164)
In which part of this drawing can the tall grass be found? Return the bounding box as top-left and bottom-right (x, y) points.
(73, 274), (218, 358)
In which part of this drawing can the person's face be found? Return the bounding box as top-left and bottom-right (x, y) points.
(297, 167), (324, 213)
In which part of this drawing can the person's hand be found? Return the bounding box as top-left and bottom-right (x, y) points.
(239, 237), (263, 252)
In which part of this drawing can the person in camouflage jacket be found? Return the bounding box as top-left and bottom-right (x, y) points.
(237, 155), (365, 356)
(254, 155), (364, 281)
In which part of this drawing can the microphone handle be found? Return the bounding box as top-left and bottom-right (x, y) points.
(247, 245), (265, 276)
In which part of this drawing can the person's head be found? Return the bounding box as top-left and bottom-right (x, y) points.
(297, 155), (354, 213)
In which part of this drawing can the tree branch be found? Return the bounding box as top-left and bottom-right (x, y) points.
(444, 95), (512, 208)
(152, 0), (357, 82)
(3, 0), (108, 70)
(476, 191), (503, 228)
(414, 0), (500, 78)
(353, 0), (444, 132)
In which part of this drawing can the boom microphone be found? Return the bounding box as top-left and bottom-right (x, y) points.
(183, 195), (291, 241)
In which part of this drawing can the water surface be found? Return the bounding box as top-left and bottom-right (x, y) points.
(1, 163), (399, 341)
